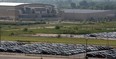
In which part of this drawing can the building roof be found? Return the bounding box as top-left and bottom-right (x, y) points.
(0, 2), (29, 6)
(62, 9), (111, 13)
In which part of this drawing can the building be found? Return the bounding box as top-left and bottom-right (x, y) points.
(61, 9), (116, 22)
(0, 2), (57, 21)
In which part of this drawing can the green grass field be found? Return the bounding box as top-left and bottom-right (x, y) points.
(1, 36), (116, 46)
(1, 22), (116, 46)
(1, 22), (116, 36)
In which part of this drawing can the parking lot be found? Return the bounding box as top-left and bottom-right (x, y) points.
(0, 41), (116, 59)
(0, 41), (113, 55)
(87, 32), (116, 40)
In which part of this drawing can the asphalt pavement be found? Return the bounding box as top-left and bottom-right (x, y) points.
(0, 55), (68, 59)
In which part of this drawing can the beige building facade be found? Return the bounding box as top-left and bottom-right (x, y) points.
(0, 2), (57, 21)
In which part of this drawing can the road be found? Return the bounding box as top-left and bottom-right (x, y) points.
(31, 33), (116, 40)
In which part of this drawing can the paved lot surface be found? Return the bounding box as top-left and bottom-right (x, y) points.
(0, 55), (68, 59)
(0, 54), (106, 59)
(0, 52), (106, 59)
(0, 52), (85, 59)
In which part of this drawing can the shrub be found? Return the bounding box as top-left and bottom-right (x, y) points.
(55, 26), (60, 29)
(9, 32), (15, 36)
(23, 28), (28, 32)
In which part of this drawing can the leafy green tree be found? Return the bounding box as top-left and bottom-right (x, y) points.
(71, 2), (77, 8)
(79, 0), (88, 8)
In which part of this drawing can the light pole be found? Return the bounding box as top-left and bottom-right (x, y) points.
(0, 25), (1, 47)
(106, 32), (110, 59)
(107, 32), (110, 47)
(84, 35), (88, 59)
(40, 53), (43, 59)
(85, 39), (88, 59)
(106, 32), (109, 48)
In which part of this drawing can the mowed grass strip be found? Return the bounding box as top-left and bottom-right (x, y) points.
(1, 36), (116, 46)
